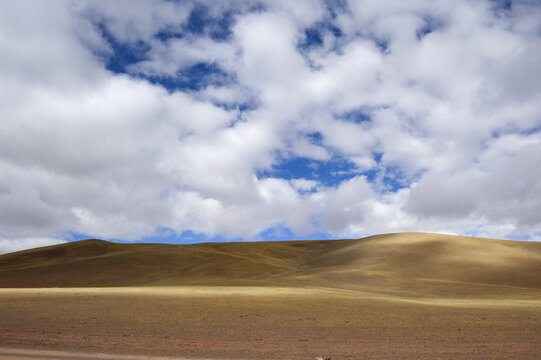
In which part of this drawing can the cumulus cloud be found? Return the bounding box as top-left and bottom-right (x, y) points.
(0, 238), (66, 255)
(0, 0), (540, 249)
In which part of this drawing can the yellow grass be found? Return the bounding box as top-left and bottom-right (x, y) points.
(1, 285), (540, 307)
(1, 232), (540, 298)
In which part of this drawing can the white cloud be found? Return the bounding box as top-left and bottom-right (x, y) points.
(290, 179), (318, 192)
(131, 36), (239, 77)
(0, 237), (66, 255)
(0, 0), (541, 250)
(76, 0), (192, 43)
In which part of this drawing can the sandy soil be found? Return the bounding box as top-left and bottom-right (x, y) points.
(0, 287), (540, 360)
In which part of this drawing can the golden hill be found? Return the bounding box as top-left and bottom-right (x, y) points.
(1, 232), (540, 297)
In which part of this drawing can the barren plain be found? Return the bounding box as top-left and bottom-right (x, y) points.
(0, 232), (540, 359)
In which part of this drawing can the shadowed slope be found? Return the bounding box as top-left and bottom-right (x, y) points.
(0, 239), (330, 287)
(1, 233), (540, 297)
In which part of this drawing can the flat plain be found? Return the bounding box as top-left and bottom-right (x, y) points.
(0, 232), (540, 359)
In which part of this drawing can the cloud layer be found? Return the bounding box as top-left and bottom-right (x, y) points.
(1, 0), (540, 252)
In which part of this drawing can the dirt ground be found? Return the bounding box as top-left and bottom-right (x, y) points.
(0, 347), (203, 360)
(0, 287), (540, 360)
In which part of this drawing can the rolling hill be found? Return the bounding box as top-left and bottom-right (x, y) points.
(1, 232), (540, 297)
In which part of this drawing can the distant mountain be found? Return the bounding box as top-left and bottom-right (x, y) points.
(1, 233), (540, 297)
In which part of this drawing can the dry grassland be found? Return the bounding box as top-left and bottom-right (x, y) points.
(0, 233), (540, 359)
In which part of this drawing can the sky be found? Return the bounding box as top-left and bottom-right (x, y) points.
(1, 0), (541, 254)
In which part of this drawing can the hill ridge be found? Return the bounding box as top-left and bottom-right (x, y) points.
(1, 233), (540, 298)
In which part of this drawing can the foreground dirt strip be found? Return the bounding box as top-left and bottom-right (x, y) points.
(0, 348), (215, 360)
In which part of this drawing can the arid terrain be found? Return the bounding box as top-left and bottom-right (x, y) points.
(0, 232), (540, 359)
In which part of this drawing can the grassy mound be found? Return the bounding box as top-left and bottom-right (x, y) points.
(1, 232), (540, 297)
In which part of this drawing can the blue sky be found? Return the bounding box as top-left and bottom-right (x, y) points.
(1, 0), (541, 253)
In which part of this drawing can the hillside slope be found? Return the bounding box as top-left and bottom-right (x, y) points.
(1, 233), (540, 297)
